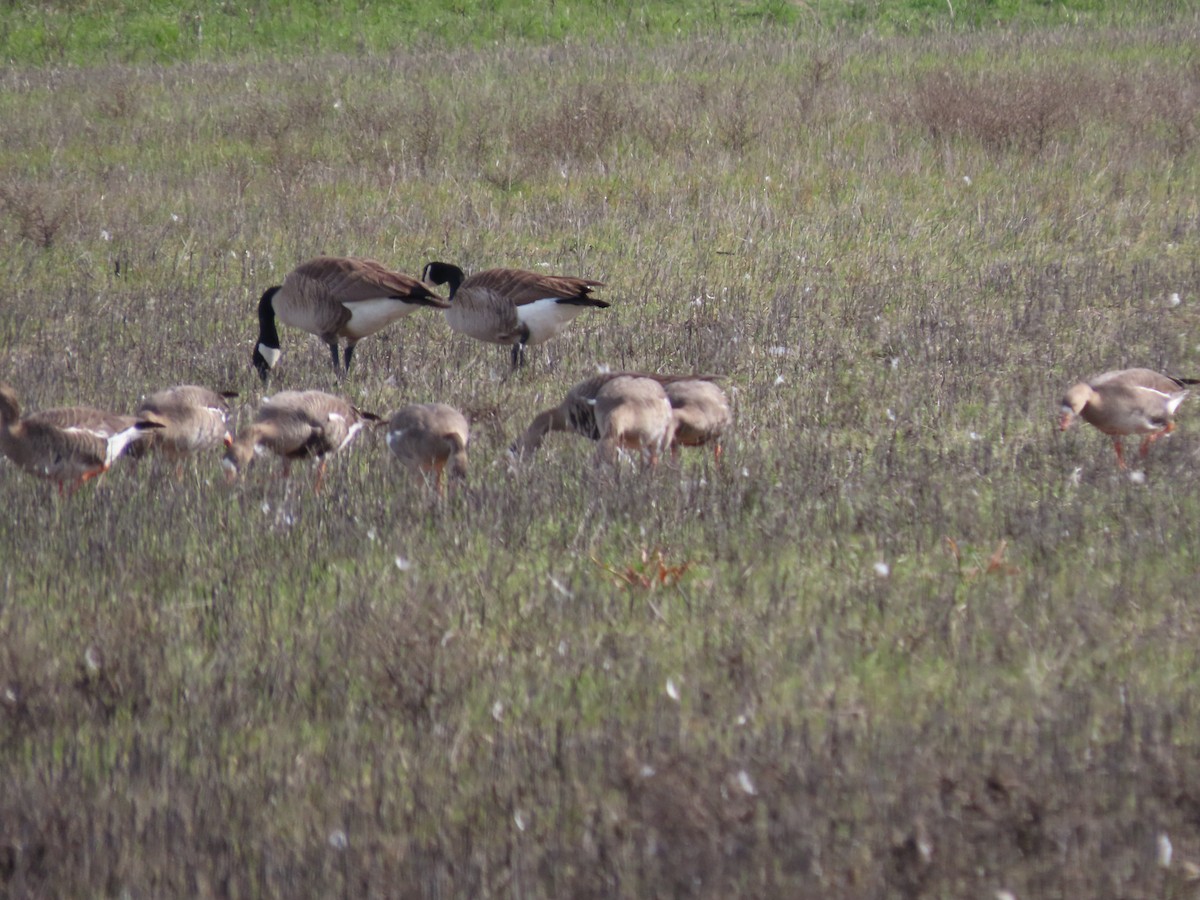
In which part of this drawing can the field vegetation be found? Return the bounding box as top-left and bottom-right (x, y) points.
(3, 1), (1200, 896)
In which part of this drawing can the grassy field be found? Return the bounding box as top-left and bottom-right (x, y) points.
(3, 2), (1200, 897)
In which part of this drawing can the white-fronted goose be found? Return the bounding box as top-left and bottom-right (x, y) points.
(222, 390), (377, 488)
(253, 256), (449, 382)
(385, 403), (470, 494)
(1060, 368), (1196, 468)
(592, 375), (675, 467)
(0, 384), (161, 494)
(422, 262), (609, 369)
(132, 385), (238, 461)
(664, 379), (731, 460)
(510, 372), (721, 459)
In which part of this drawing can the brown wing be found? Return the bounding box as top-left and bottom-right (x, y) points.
(465, 268), (607, 308)
(293, 257), (447, 307)
(26, 406), (136, 437)
(1089, 368), (1185, 394)
(137, 385), (234, 415)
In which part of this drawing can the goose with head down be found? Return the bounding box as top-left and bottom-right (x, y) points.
(253, 256), (449, 382)
(510, 372), (725, 461)
(132, 385), (238, 463)
(222, 389), (376, 489)
(1060, 367), (1197, 468)
(0, 384), (161, 494)
(386, 403), (470, 495)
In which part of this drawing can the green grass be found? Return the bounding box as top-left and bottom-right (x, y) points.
(0, 0), (1195, 65)
(3, 3), (1200, 897)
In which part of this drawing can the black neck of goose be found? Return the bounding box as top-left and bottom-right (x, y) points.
(0, 391), (19, 428)
(257, 287), (282, 349)
(422, 262), (464, 299)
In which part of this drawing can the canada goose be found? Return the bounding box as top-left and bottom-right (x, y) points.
(664, 379), (731, 460)
(510, 372), (722, 459)
(0, 384), (161, 494)
(1060, 368), (1197, 468)
(592, 375), (675, 467)
(222, 390), (377, 488)
(253, 256), (449, 382)
(132, 385), (238, 461)
(385, 403), (469, 494)
(422, 262), (609, 369)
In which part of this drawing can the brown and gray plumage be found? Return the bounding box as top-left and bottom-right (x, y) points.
(592, 375), (675, 467)
(510, 372), (723, 460)
(0, 383), (161, 494)
(222, 390), (377, 488)
(422, 262), (609, 369)
(253, 256), (449, 382)
(664, 379), (731, 460)
(1060, 368), (1196, 469)
(131, 385), (238, 461)
(385, 403), (470, 494)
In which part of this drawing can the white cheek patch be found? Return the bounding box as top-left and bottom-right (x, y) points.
(258, 344), (282, 368)
(386, 430), (405, 450)
(221, 458), (239, 475)
(516, 298), (588, 344)
(343, 297), (414, 337)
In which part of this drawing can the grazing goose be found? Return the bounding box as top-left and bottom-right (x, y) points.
(422, 262), (609, 369)
(222, 390), (376, 489)
(132, 385), (238, 462)
(1060, 368), (1196, 469)
(253, 256), (449, 382)
(0, 384), (161, 494)
(664, 379), (731, 460)
(385, 403), (470, 494)
(510, 372), (722, 459)
(592, 375), (675, 467)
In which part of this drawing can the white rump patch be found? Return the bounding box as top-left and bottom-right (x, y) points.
(516, 297), (589, 344)
(343, 297), (415, 337)
(257, 344), (282, 368)
(104, 424), (148, 466)
(337, 421), (365, 452)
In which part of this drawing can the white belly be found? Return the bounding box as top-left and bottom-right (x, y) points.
(516, 298), (588, 345)
(343, 298), (415, 338)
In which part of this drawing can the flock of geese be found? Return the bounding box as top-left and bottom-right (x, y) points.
(0, 253), (1193, 496)
(0, 256), (731, 496)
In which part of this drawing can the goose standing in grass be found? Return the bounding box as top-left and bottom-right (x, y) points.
(222, 390), (377, 489)
(0, 384), (161, 494)
(509, 372), (724, 460)
(386, 403), (470, 494)
(1059, 368), (1196, 469)
(664, 379), (731, 460)
(253, 256), (449, 383)
(422, 262), (609, 369)
(592, 375), (675, 467)
(132, 385), (238, 464)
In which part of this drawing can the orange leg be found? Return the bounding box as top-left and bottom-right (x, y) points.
(67, 466), (107, 496)
(1139, 422), (1175, 457)
(1111, 438), (1127, 470)
(313, 460), (327, 493)
(713, 442), (723, 463)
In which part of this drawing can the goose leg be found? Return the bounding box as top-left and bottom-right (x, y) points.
(327, 341), (341, 374)
(1139, 422), (1175, 457)
(1111, 438), (1127, 470)
(343, 343), (356, 375)
(314, 460), (327, 493)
